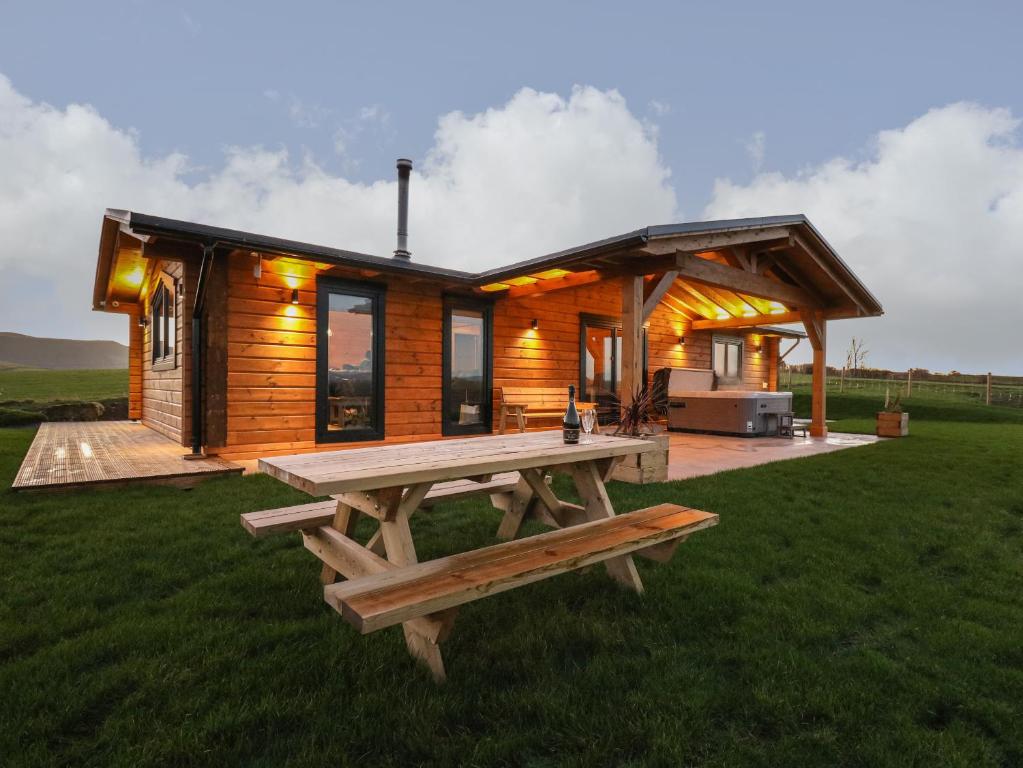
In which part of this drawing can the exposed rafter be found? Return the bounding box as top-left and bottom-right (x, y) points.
(642, 270), (679, 321)
(692, 310), (803, 330)
(674, 251), (819, 308)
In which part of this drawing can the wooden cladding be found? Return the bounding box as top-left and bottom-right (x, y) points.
(140, 260), (187, 443)
(131, 252), (784, 459)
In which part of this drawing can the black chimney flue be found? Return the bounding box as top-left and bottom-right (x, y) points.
(394, 158), (412, 260)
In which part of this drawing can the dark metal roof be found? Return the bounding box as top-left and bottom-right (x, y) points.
(104, 209), (881, 315)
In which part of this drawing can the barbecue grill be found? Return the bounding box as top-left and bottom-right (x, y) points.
(657, 367), (793, 436)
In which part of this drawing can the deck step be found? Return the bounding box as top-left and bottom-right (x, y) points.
(241, 472), (521, 537)
(324, 503), (718, 634)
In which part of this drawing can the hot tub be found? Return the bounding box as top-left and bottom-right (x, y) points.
(659, 367), (793, 436)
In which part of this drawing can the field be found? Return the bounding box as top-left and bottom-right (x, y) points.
(0, 367), (128, 403)
(784, 370), (1023, 408)
(1, 390), (1022, 766)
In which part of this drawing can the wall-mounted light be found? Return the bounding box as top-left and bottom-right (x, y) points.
(138, 315), (148, 328)
(290, 288), (300, 305)
(531, 319), (539, 330)
(677, 335), (686, 346)
(252, 252), (262, 280)
(755, 343), (763, 354)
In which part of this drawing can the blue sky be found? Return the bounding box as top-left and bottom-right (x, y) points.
(1, 1), (1022, 372)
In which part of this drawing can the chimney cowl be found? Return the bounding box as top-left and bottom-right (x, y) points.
(394, 158), (412, 260)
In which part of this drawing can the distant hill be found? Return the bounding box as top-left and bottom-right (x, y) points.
(0, 332), (128, 370)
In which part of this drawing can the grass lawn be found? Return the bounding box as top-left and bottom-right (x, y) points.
(0, 368), (128, 403)
(1, 394), (1021, 766)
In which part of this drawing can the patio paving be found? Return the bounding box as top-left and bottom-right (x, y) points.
(666, 431), (882, 481)
(12, 421), (242, 492)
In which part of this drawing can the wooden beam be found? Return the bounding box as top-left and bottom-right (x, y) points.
(620, 275), (643, 407)
(691, 310), (803, 330)
(801, 310), (827, 437)
(641, 226), (792, 256)
(642, 270), (679, 321)
(675, 252), (818, 308)
(789, 232), (869, 315)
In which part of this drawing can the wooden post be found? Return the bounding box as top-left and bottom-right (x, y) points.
(907, 368), (912, 397)
(986, 372), (992, 405)
(801, 310), (827, 438)
(620, 276), (644, 408)
(840, 366), (845, 393)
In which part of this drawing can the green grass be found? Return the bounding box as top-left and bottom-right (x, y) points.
(2, 393), (1022, 766)
(0, 368), (128, 403)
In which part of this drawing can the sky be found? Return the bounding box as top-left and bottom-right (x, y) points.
(1, 0), (1021, 373)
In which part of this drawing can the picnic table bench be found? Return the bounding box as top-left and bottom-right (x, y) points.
(498, 386), (600, 434)
(244, 432), (717, 682)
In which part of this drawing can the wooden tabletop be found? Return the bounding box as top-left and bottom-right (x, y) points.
(259, 431), (654, 496)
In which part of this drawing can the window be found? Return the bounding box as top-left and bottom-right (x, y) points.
(316, 277), (385, 443)
(442, 298), (492, 436)
(151, 278), (176, 368)
(713, 336), (743, 385)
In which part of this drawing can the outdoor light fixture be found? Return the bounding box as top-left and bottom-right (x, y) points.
(531, 319), (539, 330)
(138, 315), (148, 328)
(755, 343), (763, 354)
(252, 252), (262, 280)
(290, 288), (299, 305)
(678, 335), (686, 346)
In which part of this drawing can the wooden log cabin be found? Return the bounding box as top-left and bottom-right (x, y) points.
(92, 201), (882, 461)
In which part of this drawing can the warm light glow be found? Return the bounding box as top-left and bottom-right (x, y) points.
(715, 308), (730, 320)
(480, 282), (511, 292)
(284, 304), (299, 317)
(530, 268), (572, 280)
(123, 266), (144, 288)
(283, 275), (300, 289)
(79, 442), (93, 458)
(768, 301), (787, 315)
(505, 276), (538, 287)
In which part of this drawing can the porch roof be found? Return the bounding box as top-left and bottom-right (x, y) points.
(93, 209), (881, 329)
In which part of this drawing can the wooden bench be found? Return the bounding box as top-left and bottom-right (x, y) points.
(324, 503), (718, 633)
(498, 386), (600, 434)
(242, 472), (523, 538)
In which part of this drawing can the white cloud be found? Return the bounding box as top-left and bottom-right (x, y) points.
(705, 103), (1023, 374)
(0, 78), (676, 341)
(744, 130), (766, 172)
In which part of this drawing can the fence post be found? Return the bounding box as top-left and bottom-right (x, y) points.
(840, 367), (845, 392)
(907, 368), (912, 397)
(987, 372), (992, 405)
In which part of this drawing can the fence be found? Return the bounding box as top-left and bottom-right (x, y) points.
(781, 368), (1023, 408)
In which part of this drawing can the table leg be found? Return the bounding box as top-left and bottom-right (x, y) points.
(496, 474), (537, 540)
(568, 460), (644, 594)
(375, 486), (448, 682)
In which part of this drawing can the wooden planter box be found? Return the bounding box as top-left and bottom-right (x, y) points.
(876, 411), (909, 437)
(612, 433), (670, 484)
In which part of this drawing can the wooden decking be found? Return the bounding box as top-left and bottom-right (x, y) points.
(11, 421), (242, 492)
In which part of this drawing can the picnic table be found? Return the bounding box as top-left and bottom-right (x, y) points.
(246, 431), (717, 681)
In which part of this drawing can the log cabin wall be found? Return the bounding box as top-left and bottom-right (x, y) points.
(214, 264), (779, 459)
(221, 254), (447, 458)
(140, 259), (186, 442)
(127, 317), (143, 420)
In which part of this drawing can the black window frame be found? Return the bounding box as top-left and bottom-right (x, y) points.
(316, 276), (386, 444)
(151, 278), (176, 370)
(578, 313), (648, 407)
(441, 295), (493, 437)
(712, 334), (744, 386)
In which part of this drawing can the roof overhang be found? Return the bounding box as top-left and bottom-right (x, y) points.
(92, 211), (882, 330)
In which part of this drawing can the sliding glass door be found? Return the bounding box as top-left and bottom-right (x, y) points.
(442, 297), (492, 435)
(579, 314), (647, 423)
(316, 277), (386, 443)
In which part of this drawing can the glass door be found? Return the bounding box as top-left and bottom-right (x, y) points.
(442, 297), (493, 435)
(580, 315), (647, 424)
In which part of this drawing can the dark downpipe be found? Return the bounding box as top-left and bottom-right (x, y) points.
(188, 244), (216, 457)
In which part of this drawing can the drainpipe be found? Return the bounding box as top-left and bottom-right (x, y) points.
(186, 243), (216, 458)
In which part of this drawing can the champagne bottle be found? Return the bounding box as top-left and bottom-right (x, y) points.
(563, 385), (580, 444)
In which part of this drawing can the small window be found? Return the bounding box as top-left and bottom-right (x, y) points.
(151, 279), (176, 368)
(713, 336), (743, 386)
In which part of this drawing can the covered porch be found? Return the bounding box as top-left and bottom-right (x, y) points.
(482, 216), (883, 437)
